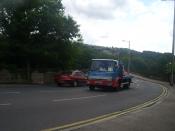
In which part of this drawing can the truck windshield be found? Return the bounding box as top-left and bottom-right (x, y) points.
(90, 60), (116, 72)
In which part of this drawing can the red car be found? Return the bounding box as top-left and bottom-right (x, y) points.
(54, 70), (87, 87)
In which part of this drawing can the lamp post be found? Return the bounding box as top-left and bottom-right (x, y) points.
(122, 40), (131, 74)
(171, 0), (175, 86)
(162, 0), (175, 86)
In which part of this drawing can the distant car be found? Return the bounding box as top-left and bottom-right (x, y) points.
(54, 70), (87, 87)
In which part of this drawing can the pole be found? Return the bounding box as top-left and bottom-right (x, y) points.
(171, 0), (175, 86)
(128, 41), (131, 74)
(122, 40), (131, 74)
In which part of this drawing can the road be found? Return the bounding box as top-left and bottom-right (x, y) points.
(0, 78), (163, 131)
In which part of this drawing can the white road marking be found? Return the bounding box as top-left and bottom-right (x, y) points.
(40, 90), (61, 93)
(0, 103), (11, 106)
(40, 90), (72, 93)
(0, 91), (21, 94)
(53, 94), (106, 102)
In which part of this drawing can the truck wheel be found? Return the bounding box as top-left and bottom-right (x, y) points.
(89, 86), (95, 91)
(128, 81), (131, 88)
(118, 79), (122, 89)
(124, 81), (130, 89)
(126, 83), (129, 89)
(127, 79), (131, 88)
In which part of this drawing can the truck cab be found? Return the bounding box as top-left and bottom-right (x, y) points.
(87, 59), (131, 90)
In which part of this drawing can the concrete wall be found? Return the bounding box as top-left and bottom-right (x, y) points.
(0, 69), (56, 84)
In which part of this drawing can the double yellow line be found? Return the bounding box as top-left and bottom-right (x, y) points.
(42, 85), (168, 131)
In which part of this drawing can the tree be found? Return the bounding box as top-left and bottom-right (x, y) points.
(0, 0), (80, 80)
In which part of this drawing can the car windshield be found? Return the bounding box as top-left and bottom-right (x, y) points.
(90, 60), (116, 72)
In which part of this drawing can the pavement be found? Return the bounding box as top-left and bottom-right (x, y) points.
(0, 78), (162, 131)
(73, 75), (175, 131)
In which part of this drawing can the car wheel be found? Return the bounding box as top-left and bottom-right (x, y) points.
(73, 81), (78, 87)
(57, 83), (61, 87)
(89, 86), (95, 91)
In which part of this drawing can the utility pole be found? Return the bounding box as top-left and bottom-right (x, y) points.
(171, 0), (175, 86)
(162, 0), (175, 86)
(128, 41), (131, 74)
(122, 40), (131, 74)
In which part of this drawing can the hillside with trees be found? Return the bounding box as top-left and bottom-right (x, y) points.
(72, 44), (174, 82)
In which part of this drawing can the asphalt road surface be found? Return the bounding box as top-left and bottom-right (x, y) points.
(0, 78), (162, 131)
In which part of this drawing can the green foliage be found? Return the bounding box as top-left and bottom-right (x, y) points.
(166, 63), (175, 74)
(0, 0), (80, 78)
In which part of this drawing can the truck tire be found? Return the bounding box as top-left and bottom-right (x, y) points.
(124, 80), (131, 89)
(126, 83), (130, 89)
(128, 79), (131, 88)
(89, 86), (95, 91)
(118, 79), (122, 89)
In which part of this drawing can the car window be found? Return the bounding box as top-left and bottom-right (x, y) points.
(72, 71), (85, 77)
(72, 71), (80, 76)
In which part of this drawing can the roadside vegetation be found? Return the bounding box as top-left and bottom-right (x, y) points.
(0, 0), (174, 82)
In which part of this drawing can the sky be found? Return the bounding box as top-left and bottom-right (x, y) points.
(62, 0), (174, 53)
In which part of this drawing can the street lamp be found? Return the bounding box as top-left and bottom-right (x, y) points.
(122, 40), (131, 74)
(162, 0), (175, 86)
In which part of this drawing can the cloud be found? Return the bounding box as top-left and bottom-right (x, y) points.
(63, 0), (174, 53)
(63, 0), (127, 20)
